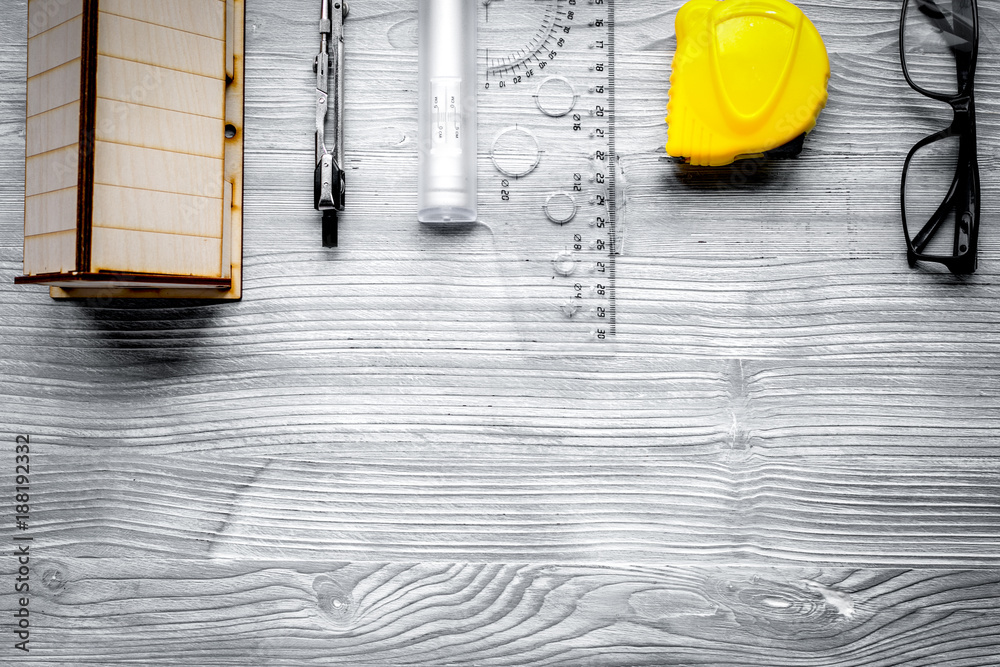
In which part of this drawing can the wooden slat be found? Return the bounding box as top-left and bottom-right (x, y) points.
(93, 141), (223, 198)
(25, 144), (79, 197)
(26, 58), (81, 116)
(23, 229), (76, 275)
(95, 55), (225, 118)
(25, 187), (78, 236)
(99, 0), (226, 40)
(0, 561), (997, 665)
(27, 0), (83, 38)
(26, 14), (82, 77)
(25, 100), (79, 156)
(222, 179), (232, 278)
(92, 184), (222, 237)
(96, 12), (225, 80)
(22, 450), (1000, 564)
(218, 0), (244, 296)
(90, 226), (222, 276)
(95, 98), (224, 158)
(225, 0), (234, 80)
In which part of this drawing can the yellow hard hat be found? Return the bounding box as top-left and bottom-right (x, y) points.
(666, 0), (830, 166)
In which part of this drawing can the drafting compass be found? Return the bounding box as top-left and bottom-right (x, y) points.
(314, 0), (348, 247)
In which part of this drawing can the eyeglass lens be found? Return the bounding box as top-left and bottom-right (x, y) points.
(904, 135), (963, 255)
(901, 0), (975, 96)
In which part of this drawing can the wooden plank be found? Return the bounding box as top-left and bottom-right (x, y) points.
(27, 0), (83, 38)
(92, 184), (222, 237)
(25, 99), (79, 156)
(96, 12), (225, 81)
(20, 450), (1000, 564)
(95, 97), (224, 158)
(25, 144), (79, 197)
(25, 186), (78, 236)
(93, 141), (223, 198)
(26, 13), (82, 77)
(221, 179), (232, 278)
(2, 345), (996, 455)
(96, 55), (225, 118)
(26, 58), (81, 116)
(0, 562), (997, 665)
(99, 0), (226, 40)
(90, 226), (222, 276)
(22, 229), (76, 274)
(225, 0), (234, 80)
(218, 0), (244, 297)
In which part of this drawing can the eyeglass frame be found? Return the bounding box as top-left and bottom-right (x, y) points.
(898, 0), (981, 274)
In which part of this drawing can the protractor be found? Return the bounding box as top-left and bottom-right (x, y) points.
(480, 0), (618, 347)
(483, 0), (573, 77)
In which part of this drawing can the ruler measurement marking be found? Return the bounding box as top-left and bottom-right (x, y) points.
(484, 0), (617, 344)
(607, 0), (617, 337)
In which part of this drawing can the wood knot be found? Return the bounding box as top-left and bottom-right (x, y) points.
(38, 561), (68, 597)
(312, 575), (357, 627)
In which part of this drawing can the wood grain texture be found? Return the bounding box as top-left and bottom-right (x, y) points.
(225, 0), (234, 80)
(12, 449), (999, 564)
(95, 55), (226, 118)
(94, 97), (224, 158)
(25, 100), (79, 157)
(0, 0), (27, 255)
(92, 184), (223, 237)
(96, 11), (225, 80)
(25, 187), (77, 236)
(25, 144), (78, 197)
(27, 0), (83, 39)
(222, 178), (233, 278)
(26, 13), (81, 78)
(99, 0), (226, 40)
(22, 228), (76, 274)
(218, 0), (244, 296)
(90, 226), (223, 276)
(92, 140), (223, 197)
(26, 59), (81, 117)
(1, 561), (998, 666)
(0, 328), (994, 450)
(23, 0), (83, 278)
(2, 0), (1000, 663)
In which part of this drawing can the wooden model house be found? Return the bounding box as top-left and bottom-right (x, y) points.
(17, 0), (245, 299)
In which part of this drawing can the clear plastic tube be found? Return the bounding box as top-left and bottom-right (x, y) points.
(418, 0), (477, 223)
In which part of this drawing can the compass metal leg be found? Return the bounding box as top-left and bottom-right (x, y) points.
(314, 0), (347, 247)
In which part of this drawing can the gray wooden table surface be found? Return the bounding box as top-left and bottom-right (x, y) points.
(2, 0), (1000, 664)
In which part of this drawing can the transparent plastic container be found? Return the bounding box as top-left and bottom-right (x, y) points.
(418, 0), (477, 223)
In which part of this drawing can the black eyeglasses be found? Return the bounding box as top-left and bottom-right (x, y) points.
(899, 0), (980, 274)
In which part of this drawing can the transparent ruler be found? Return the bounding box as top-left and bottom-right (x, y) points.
(480, 0), (618, 347)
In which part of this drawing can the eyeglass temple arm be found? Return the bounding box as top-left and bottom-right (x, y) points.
(906, 128), (952, 251)
(910, 153), (975, 255)
(951, 154), (976, 259)
(912, 196), (953, 254)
